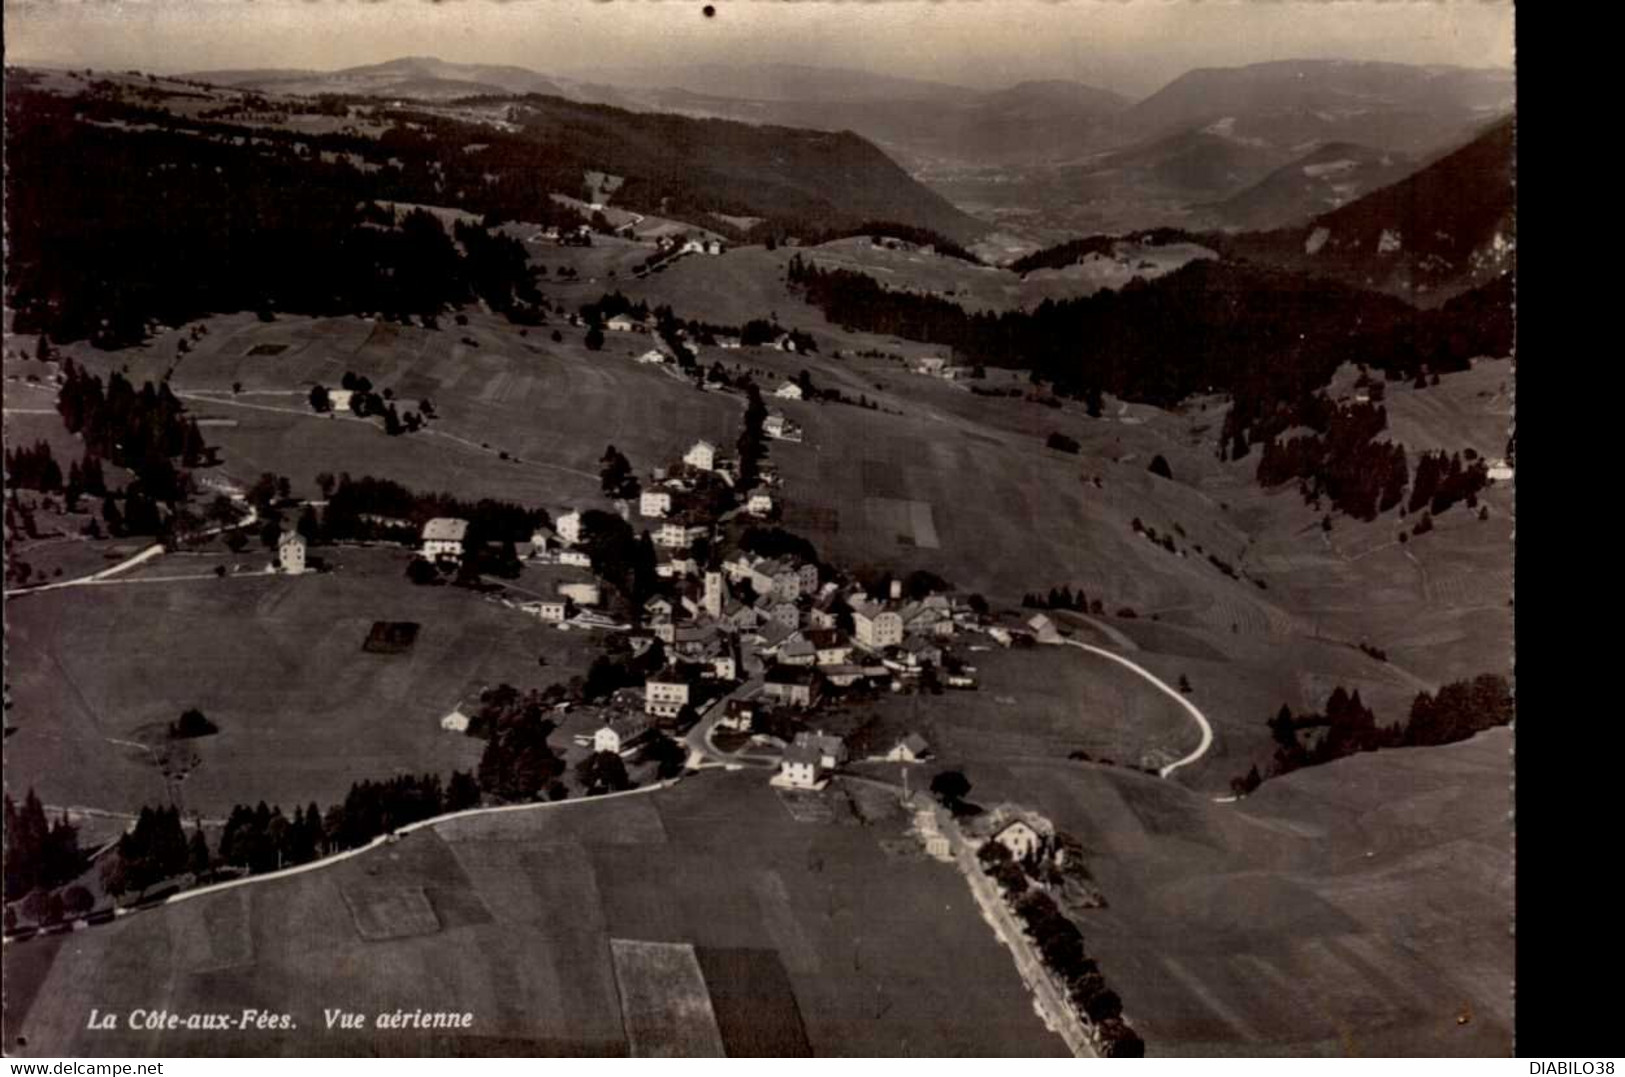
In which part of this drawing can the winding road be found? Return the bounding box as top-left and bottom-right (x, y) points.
(1047, 637), (1215, 780)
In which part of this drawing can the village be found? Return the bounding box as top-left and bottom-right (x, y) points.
(291, 421), (1067, 797)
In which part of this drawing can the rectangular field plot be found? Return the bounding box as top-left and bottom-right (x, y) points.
(609, 939), (726, 1057)
(341, 885), (442, 941)
(864, 497), (940, 550)
(694, 947), (811, 1057)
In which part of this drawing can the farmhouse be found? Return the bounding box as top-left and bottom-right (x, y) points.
(421, 517), (469, 561)
(777, 743), (825, 790)
(326, 388), (354, 413)
(639, 490), (673, 518)
(606, 314), (640, 333)
(594, 716), (650, 755)
(990, 819), (1044, 862)
(558, 581), (601, 607)
(774, 382), (804, 401)
(277, 530), (307, 575)
(683, 440), (717, 471)
(635, 348), (668, 366)
(556, 509), (584, 546)
(530, 599), (572, 622)
(644, 670), (692, 719)
(794, 730), (849, 770)
(885, 733), (932, 763)
(440, 710), (470, 733)
(763, 413), (803, 442)
(558, 549), (593, 569)
(1487, 457), (1514, 481)
(850, 597), (905, 650)
(915, 356), (948, 376)
(764, 665), (822, 708)
(1026, 613), (1061, 643)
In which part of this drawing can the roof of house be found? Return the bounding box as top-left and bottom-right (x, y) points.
(805, 628), (846, 649)
(794, 730), (846, 754)
(646, 667), (692, 687)
(599, 715), (648, 741)
(994, 819), (1040, 840)
(778, 637), (816, 659)
(277, 529), (304, 547)
(782, 743), (823, 767)
(765, 664), (818, 686)
(422, 517), (469, 541)
(896, 733), (931, 755)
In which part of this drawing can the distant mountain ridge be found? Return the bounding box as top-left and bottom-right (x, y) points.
(1216, 114), (1515, 305)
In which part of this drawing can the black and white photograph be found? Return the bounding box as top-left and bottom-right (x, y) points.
(2, 0), (1515, 1058)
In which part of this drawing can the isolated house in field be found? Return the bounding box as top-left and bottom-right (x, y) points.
(884, 733), (932, 763)
(594, 716), (650, 755)
(606, 314), (639, 332)
(774, 381), (803, 401)
(421, 517), (469, 561)
(915, 356), (948, 376)
(644, 670), (692, 719)
(533, 599), (572, 622)
(990, 819), (1044, 862)
(277, 530), (307, 575)
(635, 348), (667, 365)
(703, 239), (725, 255)
(684, 440), (717, 471)
(1487, 458), (1514, 481)
(777, 742), (825, 790)
(555, 509), (583, 546)
(1026, 613), (1060, 642)
(763, 413), (802, 442)
(850, 597), (904, 650)
(327, 388), (354, 413)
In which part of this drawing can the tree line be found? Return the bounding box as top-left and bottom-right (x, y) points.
(1231, 673), (1514, 795)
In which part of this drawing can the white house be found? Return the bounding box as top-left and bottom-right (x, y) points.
(656, 520), (707, 549)
(532, 599), (571, 622)
(440, 709), (470, 733)
(747, 490), (774, 516)
(640, 490), (673, 518)
(421, 517), (469, 561)
(277, 530), (306, 575)
(990, 819), (1044, 862)
(635, 349), (667, 365)
(774, 382), (803, 401)
(644, 671), (691, 718)
(1026, 613), (1060, 643)
(327, 388), (354, 413)
(683, 440), (717, 471)
(1487, 457), (1514, 481)
(558, 549), (593, 569)
(558, 581), (601, 607)
(594, 716), (649, 755)
(556, 509), (584, 546)
(884, 733), (932, 763)
(850, 598), (904, 650)
(606, 314), (639, 333)
(915, 356), (948, 376)
(777, 743), (825, 790)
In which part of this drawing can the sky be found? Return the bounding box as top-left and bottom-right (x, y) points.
(4, 0), (1515, 99)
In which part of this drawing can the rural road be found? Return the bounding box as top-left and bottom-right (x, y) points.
(4, 505), (260, 598)
(1049, 637), (1215, 780)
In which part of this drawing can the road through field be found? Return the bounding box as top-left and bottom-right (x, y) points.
(1049, 638), (1214, 779)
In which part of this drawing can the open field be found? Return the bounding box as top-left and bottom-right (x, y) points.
(4, 546), (600, 817)
(962, 728), (1512, 1056)
(3, 772), (1069, 1056)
